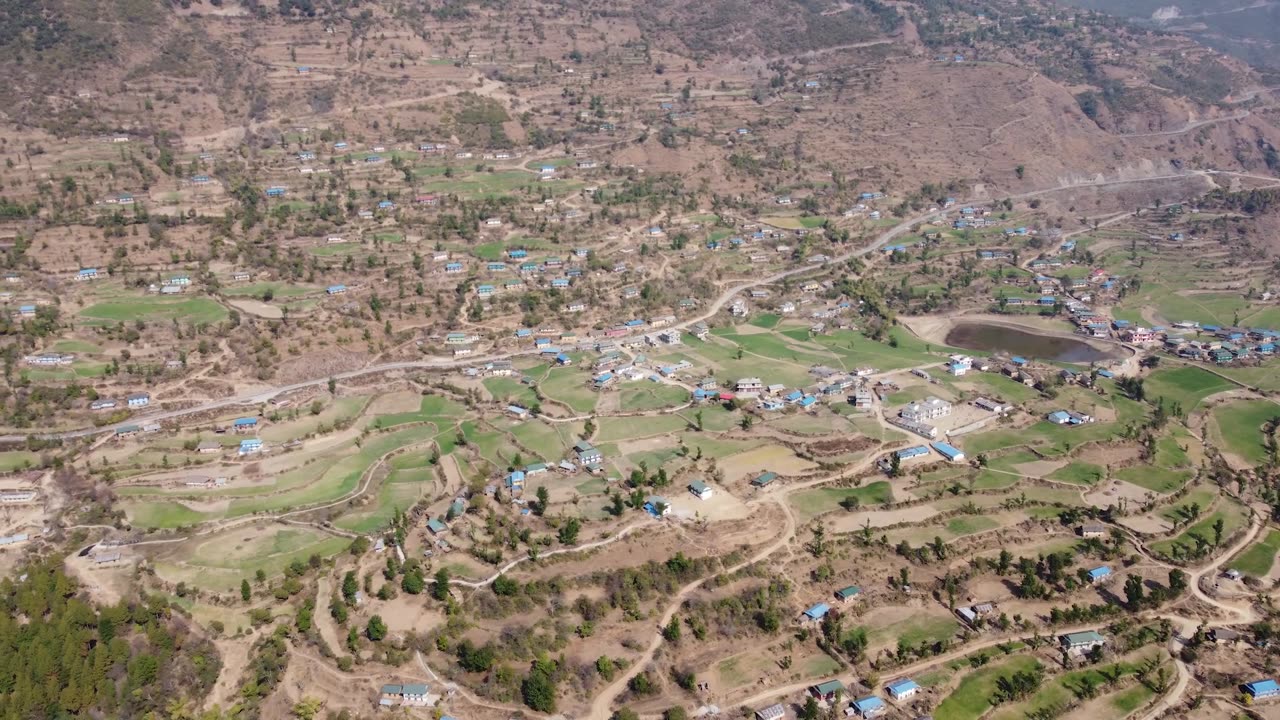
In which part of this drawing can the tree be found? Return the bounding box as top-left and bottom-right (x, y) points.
(800, 695), (820, 720)
(241, 579), (251, 601)
(1213, 517), (1225, 546)
(664, 707), (689, 720)
(366, 615), (388, 641)
(558, 517), (581, 544)
(695, 410), (704, 431)
(493, 574), (520, 596)
(432, 568), (452, 601)
(522, 657), (558, 712)
(663, 616), (682, 643)
(1124, 574), (1145, 610)
(341, 571), (358, 604)
(889, 452), (901, 477)
(535, 486), (550, 516)
(401, 568), (425, 595)
(292, 697), (324, 720)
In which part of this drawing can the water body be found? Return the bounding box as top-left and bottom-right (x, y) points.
(945, 322), (1125, 363)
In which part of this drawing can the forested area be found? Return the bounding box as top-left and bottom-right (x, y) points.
(0, 561), (220, 719)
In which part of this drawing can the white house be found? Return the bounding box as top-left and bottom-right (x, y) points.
(689, 481), (713, 500)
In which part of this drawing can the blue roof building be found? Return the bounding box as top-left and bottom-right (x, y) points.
(1011, 356), (1027, 365)
(377, 200), (394, 209)
(445, 262), (463, 272)
(233, 417), (258, 428)
(886, 679), (919, 701)
(427, 518), (448, 534)
(931, 442), (965, 462)
(515, 328), (533, 338)
(239, 438), (263, 454)
(798, 395), (817, 409)
(1097, 369), (1114, 378)
(1087, 566), (1112, 582)
(803, 603), (830, 621)
(1244, 679), (1280, 699)
(852, 696), (886, 717)
(508, 249), (528, 259)
(552, 278), (570, 288)
(487, 262), (507, 271)
(556, 353), (571, 365)
(895, 446), (930, 460)
(326, 284), (346, 294)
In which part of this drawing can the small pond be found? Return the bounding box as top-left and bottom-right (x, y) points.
(945, 322), (1125, 363)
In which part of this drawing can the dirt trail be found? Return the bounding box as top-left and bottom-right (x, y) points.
(314, 574), (345, 655)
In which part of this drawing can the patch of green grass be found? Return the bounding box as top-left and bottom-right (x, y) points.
(945, 516), (1000, 535)
(307, 243), (361, 257)
(1109, 683), (1155, 714)
(1116, 466), (1191, 494)
(789, 482), (893, 520)
(1211, 399), (1279, 466)
(868, 614), (962, 649)
(510, 420), (578, 462)
(50, 340), (102, 353)
(484, 377), (538, 407)
(540, 368), (598, 414)
(934, 656), (1042, 720)
(221, 282), (317, 299)
(0, 451), (38, 471)
(749, 314), (781, 330)
(1150, 501), (1249, 559)
(1047, 461), (1105, 486)
(595, 415), (687, 443)
(1229, 528), (1280, 577)
(80, 297), (228, 324)
(124, 501), (207, 529)
(1158, 486), (1218, 524)
(335, 472), (431, 533)
(618, 384), (689, 412)
(1144, 366), (1234, 411)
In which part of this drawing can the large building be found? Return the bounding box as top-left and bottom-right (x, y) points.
(901, 396), (952, 422)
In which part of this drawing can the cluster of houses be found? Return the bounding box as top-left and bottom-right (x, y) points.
(1162, 323), (1280, 365)
(502, 441), (608, 498)
(876, 441), (966, 472)
(91, 393), (151, 412)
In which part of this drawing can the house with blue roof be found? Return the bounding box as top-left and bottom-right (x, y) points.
(1039, 296), (1056, 306)
(534, 337), (552, 348)
(624, 319), (645, 327)
(1244, 679), (1280, 700)
(427, 518), (448, 535)
(77, 268), (100, 281)
(784, 390), (804, 404)
(931, 442), (965, 462)
(327, 284), (347, 295)
(265, 186), (286, 197)
(886, 678), (919, 701)
(556, 353), (572, 366)
(759, 398), (784, 411)
(593, 372), (615, 388)
(798, 395), (818, 409)
(1087, 566), (1112, 583)
(552, 277), (570, 289)
(444, 261), (464, 273)
(895, 446), (930, 461)
(486, 262), (507, 272)
(1096, 369), (1114, 378)
(802, 603), (830, 622)
(1010, 356), (1027, 365)
(238, 438), (263, 455)
(377, 200), (394, 209)
(852, 696), (886, 717)
(508, 249), (528, 259)
(520, 262), (540, 273)
(1047, 410), (1072, 425)
(476, 285), (496, 297)
(233, 417), (258, 432)
(515, 328), (532, 338)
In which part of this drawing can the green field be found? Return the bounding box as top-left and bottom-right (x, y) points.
(1143, 366), (1234, 411)
(1047, 461), (1105, 486)
(1211, 399), (1279, 466)
(510, 420), (580, 461)
(539, 368), (598, 414)
(221, 282), (318, 299)
(1115, 466), (1191, 494)
(50, 340), (102, 353)
(80, 297), (228, 324)
(595, 415), (688, 443)
(618, 384), (689, 411)
(866, 614), (961, 649)
(1229, 527), (1280, 577)
(945, 516), (1000, 536)
(934, 656), (1042, 720)
(124, 501), (208, 529)
(788, 482), (893, 520)
(1150, 501), (1249, 559)
(483, 377), (538, 407)
(164, 527), (352, 593)
(0, 451), (38, 471)
(335, 464), (434, 533)
(749, 314), (781, 330)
